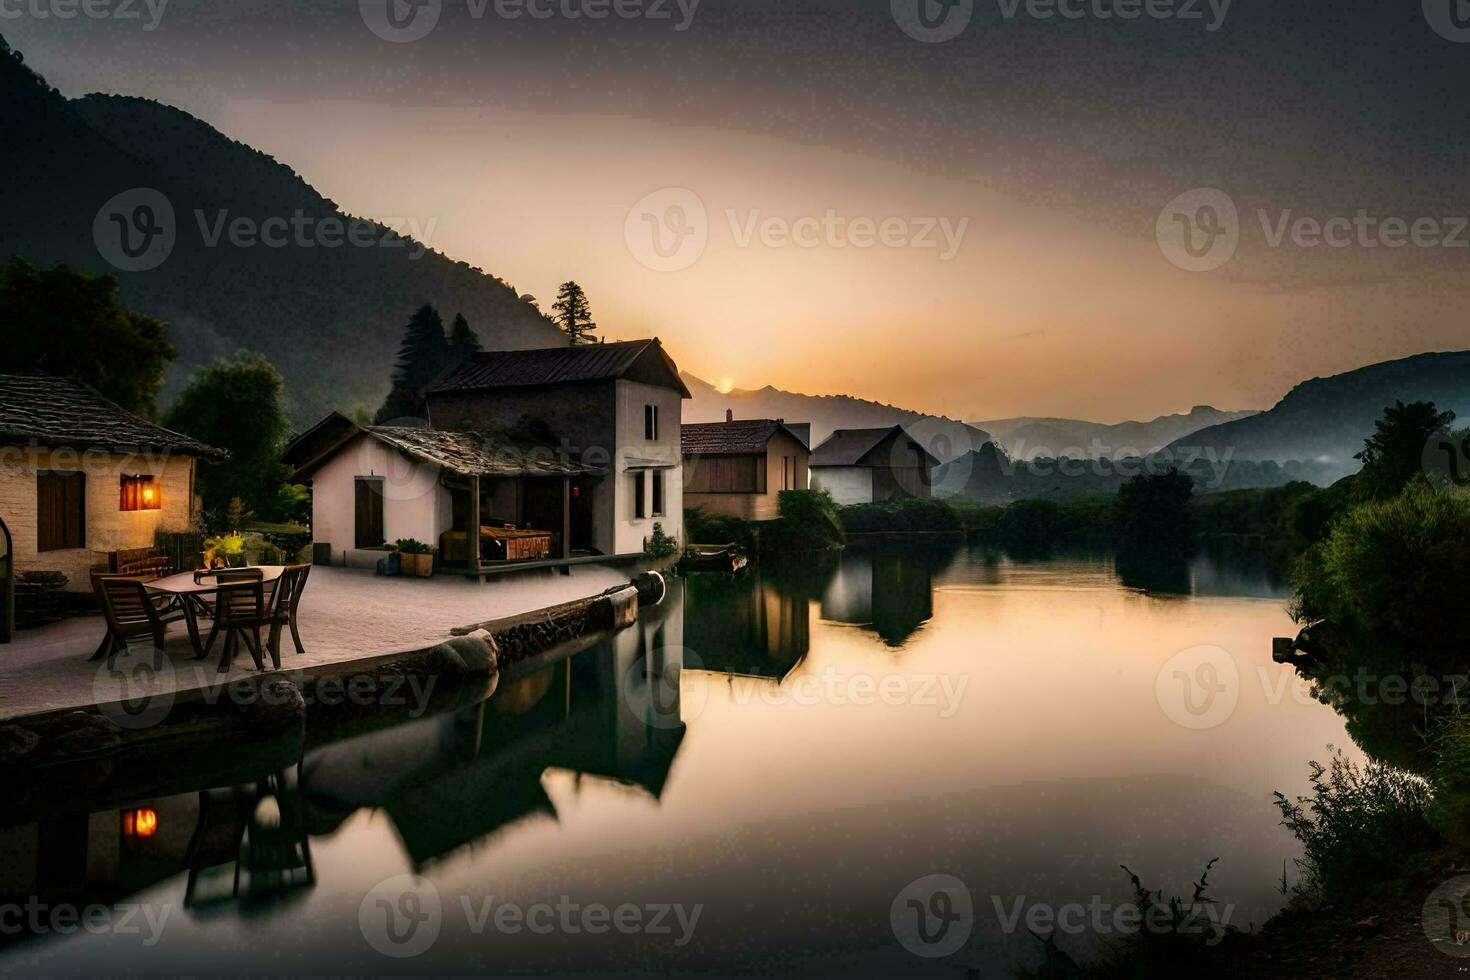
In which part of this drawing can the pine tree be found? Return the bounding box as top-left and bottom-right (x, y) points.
(375, 304), (449, 423)
(551, 281), (599, 345)
(447, 312), (482, 362)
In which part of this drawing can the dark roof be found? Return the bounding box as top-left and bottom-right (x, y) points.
(282, 410), (358, 468)
(681, 419), (809, 456)
(290, 421), (599, 480)
(428, 339), (692, 398)
(0, 374), (225, 458)
(810, 426), (939, 468)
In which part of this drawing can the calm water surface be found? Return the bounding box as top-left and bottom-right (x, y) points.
(0, 544), (1353, 977)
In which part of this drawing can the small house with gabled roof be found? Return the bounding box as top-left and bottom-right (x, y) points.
(0, 374), (225, 592)
(681, 411), (811, 521)
(808, 425), (938, 505)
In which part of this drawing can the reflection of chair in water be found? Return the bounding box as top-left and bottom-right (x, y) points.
(183, 769), (314, 910)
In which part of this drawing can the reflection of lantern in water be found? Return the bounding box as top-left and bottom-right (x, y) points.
(122, 807), (159, 838)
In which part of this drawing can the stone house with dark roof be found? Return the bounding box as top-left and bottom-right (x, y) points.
(681, 411), (811, 521)
(808, 425), (938, 505)
(286, 340), (690, 570)
(0, 374), (224, 592)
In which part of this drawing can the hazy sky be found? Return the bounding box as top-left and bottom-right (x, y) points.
(6, 0), (1469, 422)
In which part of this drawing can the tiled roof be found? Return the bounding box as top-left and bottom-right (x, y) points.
(682, 419), (799, 455)
(810, 426), (938, 468)
(0, 374), (225, 457)
(429, 339), (691, 397)
(363, 426), (599, 478)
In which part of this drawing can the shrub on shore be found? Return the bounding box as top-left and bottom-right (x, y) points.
(839, 497), (961, 534)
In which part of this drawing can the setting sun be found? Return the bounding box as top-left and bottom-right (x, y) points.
(716, 377), (734, 394)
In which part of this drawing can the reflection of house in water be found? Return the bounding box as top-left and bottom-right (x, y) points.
(682, 565), (811, 682)
(820, 545), (951, 647)
(303, 586), (687, 869)
(0, 593), (689, 912)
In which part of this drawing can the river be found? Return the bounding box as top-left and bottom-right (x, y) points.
(0, 542), (1354, 976)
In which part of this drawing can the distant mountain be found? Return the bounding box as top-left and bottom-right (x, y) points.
(681, 373), (989, 465)
(0, 35), (564, 427)
(976, 406), (1258, 460)
(1164, 350), (1470, 482)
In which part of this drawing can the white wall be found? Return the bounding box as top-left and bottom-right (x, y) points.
(810, 466), (872, 506)
(612, 380), (684, 555)
(310, 433), (452, 569)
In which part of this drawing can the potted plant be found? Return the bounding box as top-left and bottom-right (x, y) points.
(203, 532), (247, 568)
(394, 538), (435, 577)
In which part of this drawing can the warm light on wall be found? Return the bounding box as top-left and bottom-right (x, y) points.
(122, 807), (159, 838)
(119, 475), (160, 512)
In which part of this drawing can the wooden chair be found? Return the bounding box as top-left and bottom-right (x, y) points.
(207, 577), (274, 673)
(95, 574), (188, 671)
(267, 564), (311, 659)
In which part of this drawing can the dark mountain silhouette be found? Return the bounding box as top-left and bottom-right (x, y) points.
(976, 406), (1258, 460)
(1164, 350), (1470, 482)
(681, 372), (989, 465)
(0, 34), (563, 427)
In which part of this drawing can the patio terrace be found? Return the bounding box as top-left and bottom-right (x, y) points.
(0, 562), (641, 722)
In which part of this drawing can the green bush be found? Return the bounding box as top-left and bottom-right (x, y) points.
(1429, 706), (1470, 848)
(394, 538), (432, 554)
(1273, 748), (1434, 902)
(1291, 479), (1470, 669)
(763, 489), (844, 552)
(644, 522), (680, 559)
(683, 507), (755, 550)
(839, 498), (962, 534)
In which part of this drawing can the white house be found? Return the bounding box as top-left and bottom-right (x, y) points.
(808, 425), (938, 506)
(288, 339), (690, 572)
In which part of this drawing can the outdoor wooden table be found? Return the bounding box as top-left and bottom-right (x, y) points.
(145, 567), (286, 659)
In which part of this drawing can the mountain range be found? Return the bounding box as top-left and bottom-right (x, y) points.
(0, 34), (563, 427)
(975, 406), (1259, 460)
(1164, 350), (1470, 482)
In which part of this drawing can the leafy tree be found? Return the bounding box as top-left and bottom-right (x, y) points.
(1354, 400), (1455, 501)
(376, 304), (449, 423)
(164, 354), (292, 529)
(1116, 469), (1194, 542)
(0, 256), (175, 417)
(550, 281), (599, 345)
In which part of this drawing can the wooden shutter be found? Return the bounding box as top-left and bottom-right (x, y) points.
(37, 472), (86, 552)
(355, 478), (385, 548)
(634, 471), (646, 519)
(652, 471), (665, 515)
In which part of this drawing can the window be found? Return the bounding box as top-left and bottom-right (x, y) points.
(119, 474), (160, 512)
(37, 472), (86, 552)
(354, 477), (385, 548)
(684, 454), (765, 493)
(633, 471), (647, 519)
(644, 404), (659, 441)
(782, 456), (792, 490)
(652, 470), (665, 516)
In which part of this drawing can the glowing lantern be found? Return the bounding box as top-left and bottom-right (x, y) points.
(122, 807), (159, 838)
